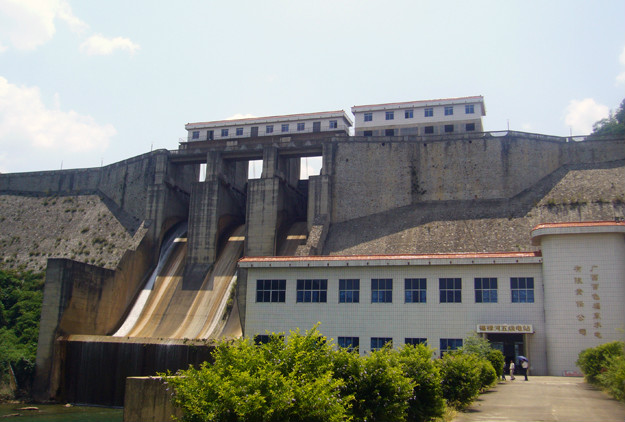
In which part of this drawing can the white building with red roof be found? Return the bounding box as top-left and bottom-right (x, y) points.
(238, 221), (625, 376)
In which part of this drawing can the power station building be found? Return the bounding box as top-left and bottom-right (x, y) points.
(239, 221), (625, 376)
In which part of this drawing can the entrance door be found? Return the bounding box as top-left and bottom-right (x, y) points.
(251, 126), (259, 137)
(313, 121), (321, 132)
(487, 333), (524, 374)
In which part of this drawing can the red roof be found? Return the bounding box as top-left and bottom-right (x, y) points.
(239, 251), (541, 264)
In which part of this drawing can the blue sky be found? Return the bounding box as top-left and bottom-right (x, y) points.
(0, 0), (624, 174)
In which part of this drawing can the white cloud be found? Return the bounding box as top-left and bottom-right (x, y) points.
(0, 0), (88, 51)
(564, 98), (609, 135)
(0, 76), (115, 163)
(79, 34), (140, 56)
(617, 45), (625, 85)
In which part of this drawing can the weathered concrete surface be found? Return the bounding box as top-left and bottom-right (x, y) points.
(453, 376), (625, 422)
(124, 377), (183, 422)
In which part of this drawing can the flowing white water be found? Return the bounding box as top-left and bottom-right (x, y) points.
(113, 222), (188, 337)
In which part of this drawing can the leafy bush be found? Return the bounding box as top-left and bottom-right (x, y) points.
(437, 353), (482, 408)
(0, 267), (44, 395)
(395, 344), (445, 422)
(598, 354), (625, 402)
(486, 349), (505, 379)
(576, 341), (624, 384)
(476, 359), (498, 389)
(164, 327), (350, 422)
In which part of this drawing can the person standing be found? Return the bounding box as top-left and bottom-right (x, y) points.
(522, 359), (529, 381)
(509, 360), (515, 380)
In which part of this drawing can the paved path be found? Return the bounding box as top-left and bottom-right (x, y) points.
(453, 376), (625, 422)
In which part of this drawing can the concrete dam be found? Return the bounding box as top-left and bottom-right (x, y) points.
(1, 130), (624, 406)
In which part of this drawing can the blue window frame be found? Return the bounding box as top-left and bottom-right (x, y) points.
(236, 127), (243, 136)
(465, 104), (475, 114)
(221, 128), (229, 137)
(511, 277), (535, 303)
(266, 125), (273, 134)
(372, 278), (392, 303)
(297, 279), (327, 303)
(444, 106), (453, 116)
(297, 122), (305, 131)
(364, 112), (373, 122)
(329, 120), (338, 129)
(475, 278), (498, 303)
(424, 107), (433, 117)
(385, 111), (394, 120)
(405, 338), (427, 346)
(405, 109), (414, 119)
(192, 131), (199, 139)
(405, 278), (426, 303)
(466, 123), (476, 132)
(339, 279), (360, 303)
(338, 336), (359, 352)
(256, 279), (286, 303)
(439, 278), (461, 303)
(371, 337), (392, 351)
(281, 124), (289, 132)
(440, 338), (463, 356)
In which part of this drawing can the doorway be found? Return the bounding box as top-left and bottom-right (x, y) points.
(487, 333), (524, 373)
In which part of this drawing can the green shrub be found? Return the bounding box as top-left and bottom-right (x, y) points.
(333, 346), (413, 422)
(577, 341), (624, 384)
(396, 344), (445, 422)
(598, 354), (625, 402)
(476, 359), (498, 389)
(437, 353), (482, 409)
(486, 349), (505, 378)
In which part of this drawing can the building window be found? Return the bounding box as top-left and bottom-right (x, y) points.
(424, 126), (434, 134)
(236, 127), (244, 136)
(424, 108), (433, 117)
(297, 279), (327, 303)
(339, 279), (360, 303)
(405, 110), (414, 119)
(371, 337), (392, 351)
(364, 112), (373, 122)
(221, 129), (229, 137)
(405, 338), (427, 346)
(372, 278), (392, 303)
(440, 338), (463, 356)
(444, 106), (453, 116)
(439, 278), (461, 303)
(207, 130), (214, 140)
(511, 277), (535, 303)
(338, 336), (359, 352)
(385, 129), (395, 136)
(475, 278), (498, 303)
(281, 124), (289, 133)
(444, 125), (454, 133)
(465, 104), (475, 114)
(405, 278), (427, 303)
(254, 334), (284, 345)
(256, 279), (286, 303)
(266, 125), (274, 134)
(466, 123), (476, 132)
(329, 120), (338, 129)
(297, 122), (305, 131)
(363, 130), (373, 137)
(385, 111), (394, 120)
(192, 131), (199, 139)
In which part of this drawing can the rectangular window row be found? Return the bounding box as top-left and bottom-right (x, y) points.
(362, 105), (476, 123)
(255, 277), (535, 304)
(194, 119), (342, 141)
(362, 123), (476, 137)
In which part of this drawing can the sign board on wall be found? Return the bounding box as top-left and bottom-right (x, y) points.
(476, 324), (534, 333)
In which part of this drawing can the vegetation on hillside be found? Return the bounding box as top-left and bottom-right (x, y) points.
(163, 326), (500, 422)
(589, 98), (625, 138)
(577, 341), (625, 401)
(0, 267), (44, 399)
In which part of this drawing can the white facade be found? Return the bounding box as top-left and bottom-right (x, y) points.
(239, 222), (625, 376)
(185, 110), (353, 142)
(351, 96), (485, 136)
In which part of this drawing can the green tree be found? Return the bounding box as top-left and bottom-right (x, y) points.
(590, 98), (625, 138)
(458, 333), (504, 379)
